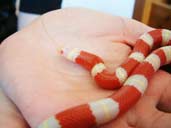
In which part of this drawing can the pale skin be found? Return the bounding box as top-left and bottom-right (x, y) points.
(0, 8), (171, 128)
(0, 88), (29, 128)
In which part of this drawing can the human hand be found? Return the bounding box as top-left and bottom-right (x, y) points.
(0, 8), (171, 128)
(0, 88), (29, 128)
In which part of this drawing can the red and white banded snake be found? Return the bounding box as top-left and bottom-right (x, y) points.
(38, 29), (171, 128)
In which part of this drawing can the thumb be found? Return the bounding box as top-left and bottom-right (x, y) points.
(146, 70), (171, 113)
(127, 70), (171, 128)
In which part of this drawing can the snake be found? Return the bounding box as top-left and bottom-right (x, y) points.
(38, 29), (171, 128)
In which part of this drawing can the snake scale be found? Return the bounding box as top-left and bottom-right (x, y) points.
(38, 29), (171, 128)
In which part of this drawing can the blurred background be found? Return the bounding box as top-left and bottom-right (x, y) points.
(0, 0), (171, 43)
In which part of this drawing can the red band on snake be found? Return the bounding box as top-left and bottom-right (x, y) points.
(38, 29), (171, 128)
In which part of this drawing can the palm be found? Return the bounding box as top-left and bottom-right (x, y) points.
(0, 8), (171, 128)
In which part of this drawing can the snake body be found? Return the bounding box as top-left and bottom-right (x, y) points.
(38, 29), (171, 128)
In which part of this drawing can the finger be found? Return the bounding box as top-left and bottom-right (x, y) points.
(135, 110), (171, 128)
(156, 73), (171, 113)
(0, 88), (30, 128)
(148, 112), (171, 128)
(101, 71), (167, 128)
(122, 17), (153, 46)
(126, 95), (158, 128)
(147, 70), (171, 113)
(126, 70), (171, 128)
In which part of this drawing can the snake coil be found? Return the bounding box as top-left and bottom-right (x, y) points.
(38, 29), (171, 128)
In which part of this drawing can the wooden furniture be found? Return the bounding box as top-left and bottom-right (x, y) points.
(133, 0), (171, 73)
(133, 0), (171, 29)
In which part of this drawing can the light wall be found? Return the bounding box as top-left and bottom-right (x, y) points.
(62, 0), (136, 18)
